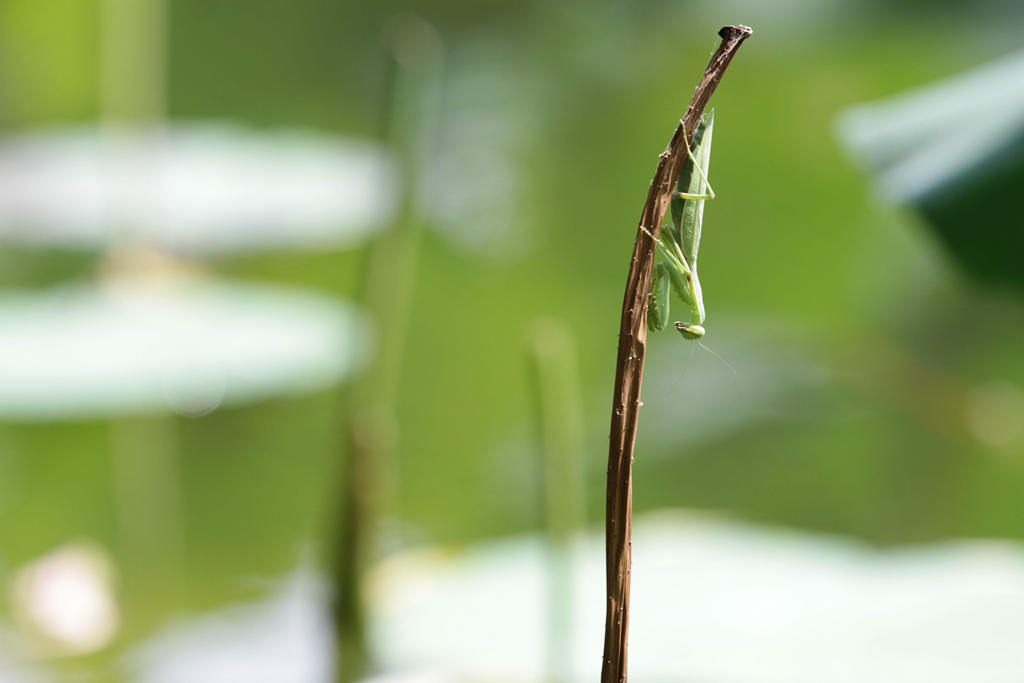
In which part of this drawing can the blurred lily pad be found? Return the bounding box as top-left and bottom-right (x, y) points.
(371, 511), (1024, 682)
(837, 49), (1024, 288)
(0, 124), (394, 256)
(0, 279), (368, 420)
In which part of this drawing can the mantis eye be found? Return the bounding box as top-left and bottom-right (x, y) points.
(675, 322), (705, 340)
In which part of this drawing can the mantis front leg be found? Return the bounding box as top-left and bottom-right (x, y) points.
(645, 228), (699, 333)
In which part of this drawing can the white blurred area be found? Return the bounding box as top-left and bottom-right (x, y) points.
(123, 567), (334, 683)
(0, 514), (1017, 682)
(0, 279), (368, 420)
(121, 568), (450, 683)
(370, 512), (1024, 682)
(0, 124), (393, 255)
(9, 542), (119, 658)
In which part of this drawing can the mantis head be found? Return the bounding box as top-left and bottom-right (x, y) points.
(675, 322), (705, 340)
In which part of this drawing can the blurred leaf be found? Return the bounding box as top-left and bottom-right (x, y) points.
(838, 49), (1024, 288)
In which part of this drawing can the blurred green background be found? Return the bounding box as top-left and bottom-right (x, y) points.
(2, 0), (1024, 676)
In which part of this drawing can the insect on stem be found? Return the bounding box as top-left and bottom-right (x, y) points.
(602, 24), (752, 683)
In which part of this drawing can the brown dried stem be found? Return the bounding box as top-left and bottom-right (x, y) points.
(601, 24), (752, 683)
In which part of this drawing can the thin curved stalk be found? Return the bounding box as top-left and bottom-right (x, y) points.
(601, 25), (752, 683)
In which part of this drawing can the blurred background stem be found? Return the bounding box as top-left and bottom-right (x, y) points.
(100, 0), (165, 124)
(527, 319), (585, 683)
(331, 14), (442, 683)
(101, 0), (185, 642)
(109, 415), (185, 636)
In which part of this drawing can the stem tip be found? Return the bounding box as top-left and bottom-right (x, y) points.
(719, 24), (754, 40)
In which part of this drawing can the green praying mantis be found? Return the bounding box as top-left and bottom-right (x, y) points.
(645, 110), (716, 340)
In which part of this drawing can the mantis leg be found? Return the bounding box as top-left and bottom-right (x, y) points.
(677, 122), (716, 200)
(648, 261), (672, 332)
(640, 227), (701, 336)
(677, 188), (714, 200)
(638, 225), (691, 279)
(677, 267), (705, 339)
